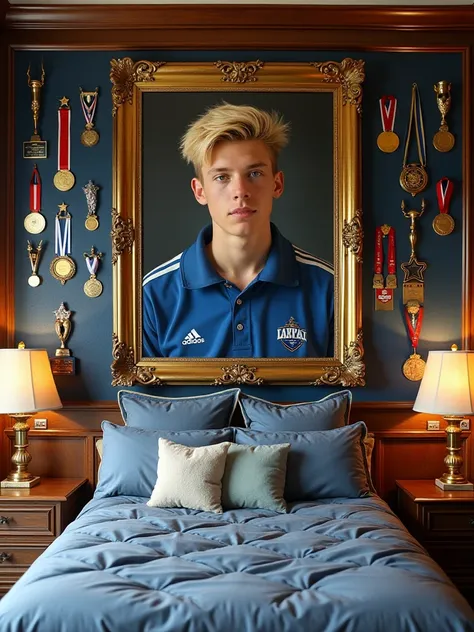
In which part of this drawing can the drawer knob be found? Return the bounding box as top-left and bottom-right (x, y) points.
(0, 516), (9, 525)
(0, 552), (11, 563)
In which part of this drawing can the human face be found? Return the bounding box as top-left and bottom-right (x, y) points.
(191, 139), (284, 239)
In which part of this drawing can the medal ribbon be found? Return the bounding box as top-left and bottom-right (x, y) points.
(374, 226), (383, 275)
(374, 226), (396, 280)
(57, 105), (71, 171)
(85, 256), (99, 275)
(55, 215), (71, 256)
(80, 91), (98, 127)
(379, 96), (397, 133)
(30, 165), (41, 212)
(403, 83), (427, 167)
(405, 306), (424, 352)
(436, 177), (454, 215)
(387, 227), (396, 275)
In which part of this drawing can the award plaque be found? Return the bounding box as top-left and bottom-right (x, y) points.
(24, 212), (46, 234)
(50, 255), (76, 285)
(23, 64), (47, 159)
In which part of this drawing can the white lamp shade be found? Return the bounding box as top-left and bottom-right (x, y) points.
(0, 348), (62, 414)
(413, 350), (474, 416)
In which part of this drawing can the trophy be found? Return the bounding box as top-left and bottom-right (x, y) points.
(433, 81), (455, 152)
(23, 63), (48, 159)
(400, 200), (428, 304)
(83, 180), (100, 230)
(50, 302), (76, 375)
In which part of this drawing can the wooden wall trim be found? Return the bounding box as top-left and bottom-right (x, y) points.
(5, 5), (474, 32)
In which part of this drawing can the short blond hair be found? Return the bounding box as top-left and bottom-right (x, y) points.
(180, 102), (290, 176)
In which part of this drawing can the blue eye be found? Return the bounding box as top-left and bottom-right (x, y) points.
(249, 171), (262, 178)
(214, 174), (228, 182)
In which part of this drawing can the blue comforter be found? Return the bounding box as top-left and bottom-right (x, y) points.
(0, 495), (472, 631)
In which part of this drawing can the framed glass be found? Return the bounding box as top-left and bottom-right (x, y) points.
(110, 58), (364, 386)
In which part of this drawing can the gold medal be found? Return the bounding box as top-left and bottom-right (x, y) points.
(377, 131), (399, 153)
(433, 213), (455, 236)
(84, 276), (103, 298)
(85, 214), (99, 231)
(399, 164), (428, 197)
(53, 169), (75, 191)
(24, 212), (46, 234)
(50, 255), (76, 285)
(28, 273), (41, 288)
(402, 353), (426, 381)
(433, 129), (455, 153)
(81, 128), (99, 147)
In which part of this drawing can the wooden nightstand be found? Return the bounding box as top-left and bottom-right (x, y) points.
(396, 479), (474, 607)
(0, 478), (90, 596)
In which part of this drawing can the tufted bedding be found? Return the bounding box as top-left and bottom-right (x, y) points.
(0, 494), (473, 631)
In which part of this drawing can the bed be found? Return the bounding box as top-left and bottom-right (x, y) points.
(0, 390), (473, 631)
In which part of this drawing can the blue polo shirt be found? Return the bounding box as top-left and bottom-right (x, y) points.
(143, 223), (334, 358)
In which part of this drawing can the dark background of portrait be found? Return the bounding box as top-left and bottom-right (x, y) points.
(142, 91), (334, 276)
(12, 49), (462, 402)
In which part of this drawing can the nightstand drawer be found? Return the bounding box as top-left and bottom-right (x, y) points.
(0, 504), (56, 536)
(423, 506), (474, 533)
(0, 545), (46, 567)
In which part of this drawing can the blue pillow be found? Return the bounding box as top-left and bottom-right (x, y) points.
(238, 390), (352, 431)
(234, 422), (373, 501)
(118, 388), (240, 430)
(95, 422), (234, 498)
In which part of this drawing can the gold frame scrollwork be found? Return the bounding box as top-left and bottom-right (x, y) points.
(111, 58), (365, 386)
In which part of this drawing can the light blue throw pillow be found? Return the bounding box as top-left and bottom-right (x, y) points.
(118, 388), (240, 430)
(234, 422), (373, 502)
(238, 390), (352, 432)
(95, 422), (233, 499)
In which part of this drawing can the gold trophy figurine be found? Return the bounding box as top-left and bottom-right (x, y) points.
(51, 302), (76, 375)
(400, 200), (428, 304)
(23, 63), (48, 159)
(433, 81), (455, 152)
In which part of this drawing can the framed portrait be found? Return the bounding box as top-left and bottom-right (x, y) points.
(110, 59), (364, 386)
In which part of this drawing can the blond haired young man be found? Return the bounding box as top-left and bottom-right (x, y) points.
(143, 103), (334, 358)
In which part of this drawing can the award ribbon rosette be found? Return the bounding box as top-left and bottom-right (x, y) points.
(83, 247), (103, 298)
(27, 239), (43, 288)
(53, 97), (75, 191)
(79, 87), (99, 147)
(402, 300), (425, 381)
(373, 224), (397, 311)
(50, 203), (76, 285)
(400, 83), (428, 197)
(377, 96), (399, 153)
(24, 165), (46, 234)
(433, 177), (455, 236)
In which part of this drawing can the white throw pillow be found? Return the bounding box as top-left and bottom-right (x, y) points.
(147, 438), (231, 513)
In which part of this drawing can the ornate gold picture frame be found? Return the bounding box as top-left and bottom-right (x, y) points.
(110, 58), (364, 386)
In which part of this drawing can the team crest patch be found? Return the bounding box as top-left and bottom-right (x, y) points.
(277, 317), (307, 352)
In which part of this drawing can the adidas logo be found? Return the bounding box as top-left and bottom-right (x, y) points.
(181, 329), (205, 345)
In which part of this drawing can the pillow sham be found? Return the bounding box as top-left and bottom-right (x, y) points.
(118, 388), (240, 430)
(238, 390), (352, 432)
(234, 421), (374, 502)
(95, 422), (233, 499)
(222, 443), (290, 513)
(147, 438), (231, 513)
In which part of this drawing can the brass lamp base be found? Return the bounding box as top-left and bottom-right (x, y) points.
(1, 413), (40, 489)
(435, 415), (473, 491)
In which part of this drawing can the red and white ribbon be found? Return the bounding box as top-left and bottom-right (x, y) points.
(436, 177), (454, 216)
(30, 165), (41, 213)
(379, 95), (397, 132)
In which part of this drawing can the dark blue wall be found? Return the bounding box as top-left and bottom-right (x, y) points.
(14, 50), (462, 403)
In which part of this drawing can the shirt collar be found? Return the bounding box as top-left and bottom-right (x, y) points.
(181, 223), (299, 289)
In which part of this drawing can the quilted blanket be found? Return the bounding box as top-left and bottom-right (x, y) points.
(0, 495), (472, 632)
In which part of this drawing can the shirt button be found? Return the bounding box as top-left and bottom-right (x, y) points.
(236, 298), (243, 305)
(224, 283), (232, 289)
(236, 323), (244, 331)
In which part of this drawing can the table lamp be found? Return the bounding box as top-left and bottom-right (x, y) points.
(413, 345), (474, 491)
(0, 344), (62, 488)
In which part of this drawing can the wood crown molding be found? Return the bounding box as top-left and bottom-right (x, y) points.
(5, 5), (474, 32)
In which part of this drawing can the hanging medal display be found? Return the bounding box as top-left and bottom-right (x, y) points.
(377, 96), (399, 153)
(400, 200), (427, 304)
(433, 81), (455, 153)
(53, 97), (75, 192)
(24, 164), (46, 234)
(402, 300), (425, 381)
(79, 87), (99, 147)
(83, 247), (103, 298)
(50, 203), (76, 285)
(433, 177), (455, 236)
(27, 239), (43, 287)
(82, 180), (100, 231)
(373, 224), (397, 311)
(400, 83), (428, 197)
